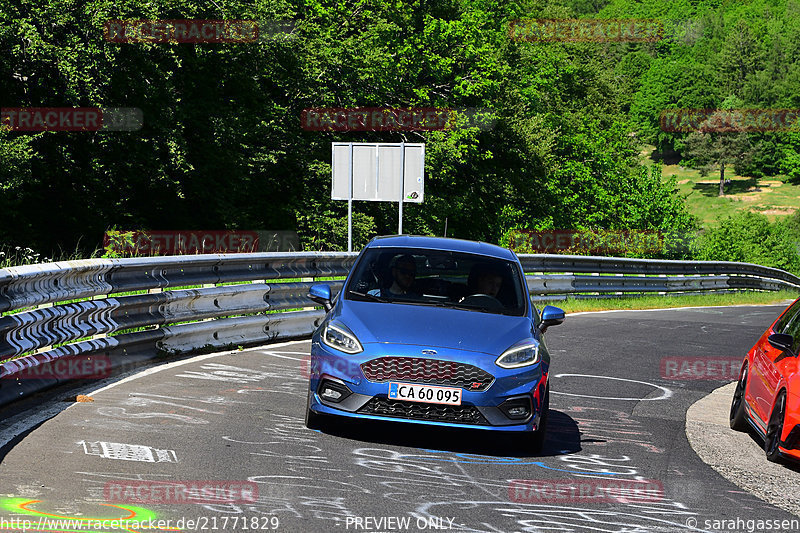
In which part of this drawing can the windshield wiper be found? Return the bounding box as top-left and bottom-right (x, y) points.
(394, 299), (451, 307)
(348, 291), (388, 302)
(450, 302), (519, 315)
(450, 302), (495, 313)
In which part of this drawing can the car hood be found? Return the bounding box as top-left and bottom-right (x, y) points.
(335, 300), (533, 355)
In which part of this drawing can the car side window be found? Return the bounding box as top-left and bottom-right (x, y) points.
(784, 309), (800, 354)
(776, 300), (800, 335)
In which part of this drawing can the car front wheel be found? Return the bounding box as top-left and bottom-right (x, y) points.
(528, 388), (549, 454)
(765, 392), (787, 463)
(729, 364), (749, 431)
(305, 390), (327, 431)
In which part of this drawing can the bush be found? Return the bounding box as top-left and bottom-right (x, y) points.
(503, 227), (693, 259)
(693, 212), (800, 273)
(296, 209), (377, 251)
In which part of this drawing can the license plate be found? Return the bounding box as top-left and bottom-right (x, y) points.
(388, 382), (462, 405)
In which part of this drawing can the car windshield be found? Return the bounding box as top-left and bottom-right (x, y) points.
(344, 247), (527, 316)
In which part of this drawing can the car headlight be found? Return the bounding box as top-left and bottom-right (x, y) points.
(495, 339), (540, 369)
(322, 322), (363, 354)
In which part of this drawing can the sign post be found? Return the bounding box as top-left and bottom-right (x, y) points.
(348, 143), (353, 252)
(332, 142), (425, 251)
(398, 141), (405, 235)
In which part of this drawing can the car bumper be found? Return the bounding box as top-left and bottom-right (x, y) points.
(780, 390), (800, 461)
(307, 338), (548, 432)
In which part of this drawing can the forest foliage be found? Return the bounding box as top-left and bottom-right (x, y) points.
(2, 0), (800, 271)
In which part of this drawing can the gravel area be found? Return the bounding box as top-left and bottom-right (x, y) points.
(686, 382), (800, 517)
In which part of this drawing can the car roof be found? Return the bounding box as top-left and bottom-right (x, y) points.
(366, 235), (517, 261)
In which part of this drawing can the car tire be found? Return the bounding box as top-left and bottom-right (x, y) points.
(529, 388), (549, 454)
(765, 391), (787, 463)
(729, 364), (749, 431)
(305, 390), (327, 431)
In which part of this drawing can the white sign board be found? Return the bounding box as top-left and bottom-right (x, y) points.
(332, 143), (424, 202)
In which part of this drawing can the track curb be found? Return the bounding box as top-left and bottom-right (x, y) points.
(685, 382), (800, 517)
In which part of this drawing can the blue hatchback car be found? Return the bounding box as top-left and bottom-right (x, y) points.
(305, 235), (565, 451)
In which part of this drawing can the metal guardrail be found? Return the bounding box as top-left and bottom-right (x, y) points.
(518, 255), (800, 284)
(0, 253), (354, 406)
(520, 254), (800, 300)
(0, 251), (798, 408)
(525, 273), (799, 295)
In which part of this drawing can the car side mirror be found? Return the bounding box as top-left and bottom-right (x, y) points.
(768, 333), (796, 357)
(309, 283), (333, 312)
(540, 305), (566, 333)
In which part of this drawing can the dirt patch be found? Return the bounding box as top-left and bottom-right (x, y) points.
(677, 179), (691, 184)
(746, 181), (782, 192)
(751, 207), (796, 215)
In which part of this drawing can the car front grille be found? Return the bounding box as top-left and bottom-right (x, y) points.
(358, 397), (488, 425)
(360, 357), (494, 391)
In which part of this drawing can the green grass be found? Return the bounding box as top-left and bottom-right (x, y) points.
(546, 290), (798, 314)
(0, 244), (101, 269)
(640, 145), (800, 227)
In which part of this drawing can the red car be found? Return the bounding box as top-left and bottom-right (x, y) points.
(730, 298), (800, 463)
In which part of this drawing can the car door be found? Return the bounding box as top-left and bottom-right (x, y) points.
(776, 306), (800, 399)
(750, 301), (800, 423)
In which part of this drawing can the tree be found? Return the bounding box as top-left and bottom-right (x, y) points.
(718, 19), (763, 97)
(681, 110), (755, 196)
(0, 0), (715, 256)
(779, 130), (800, 183)
(630, 57), (720, 152)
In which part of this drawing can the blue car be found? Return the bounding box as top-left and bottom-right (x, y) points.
(305, 235), (565, 451)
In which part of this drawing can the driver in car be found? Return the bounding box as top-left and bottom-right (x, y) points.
(467, 264), (504, 298)
(476, 269), (502, 297)
(368, 254), (418, 297)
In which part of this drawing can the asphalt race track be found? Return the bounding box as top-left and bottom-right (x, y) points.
(1, 305), (799, 533)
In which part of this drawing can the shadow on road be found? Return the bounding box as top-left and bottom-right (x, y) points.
(744, 426), (800, 473)
(313, 409), (582, 458)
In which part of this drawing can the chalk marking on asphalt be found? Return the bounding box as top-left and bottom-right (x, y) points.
(259, 351), (305, 361)
(80, 440), (178, 462)
(0, 340), (309, 449)
(88, 340), (308, 396)
(550, 373), (673, 401)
